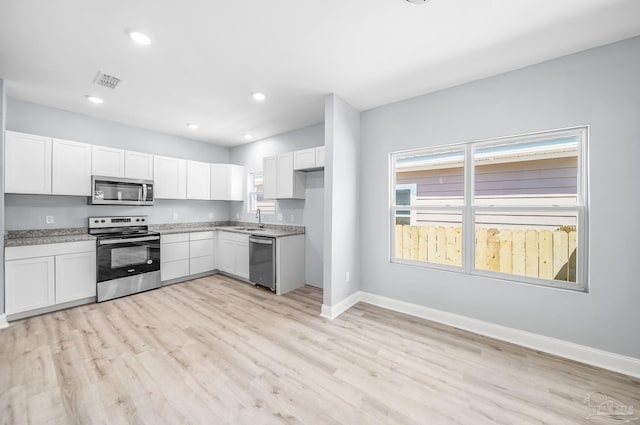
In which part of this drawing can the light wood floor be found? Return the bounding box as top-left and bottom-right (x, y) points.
(1, 275), (638, 425)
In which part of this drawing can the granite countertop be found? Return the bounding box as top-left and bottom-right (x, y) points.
(152, 222), (305, 238)
(4, 222), (305, 247)
(5, 228), (96, 247)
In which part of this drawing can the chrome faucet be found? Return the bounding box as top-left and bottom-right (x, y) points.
(256, 208), (263, 228)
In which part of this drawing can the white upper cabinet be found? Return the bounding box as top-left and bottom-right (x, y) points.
(125, 151), (154, 180)
(5, 131), (52, 194)
(154, 155), (187, 199)
(228, 165), (245, 201)
(186, 160), (210, 200)
(277, 152), (305, 199)
(293, 146), (325, 171)
(210, 164), (245, 201)
(91, 145), (125, 178)
(263, 156), (278, 200)
(52, 138), (92, 196)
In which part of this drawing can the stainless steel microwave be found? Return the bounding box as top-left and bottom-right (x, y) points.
(91, 176), (154, 206)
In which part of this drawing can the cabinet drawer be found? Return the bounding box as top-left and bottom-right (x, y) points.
(190, 256), (215, 275)
(161, 260), (190, 281)
(161, 241), (189, 262)
(161, 233), (189, 244)
(190, 231), (214, 241)
(190, 239), (214, 258)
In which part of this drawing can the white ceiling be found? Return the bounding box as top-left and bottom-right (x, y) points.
(1, 0), (639, 147)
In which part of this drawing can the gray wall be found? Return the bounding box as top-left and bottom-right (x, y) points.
(1, 79), (5, 315)
(229, 124), (325, 287)
(360, 36), (640, 358)
(4, 98), (232, 227)
(4, 195), (229, 230)
(324, 95), (361, 306)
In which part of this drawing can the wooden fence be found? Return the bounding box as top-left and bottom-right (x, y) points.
(395, 225), (577, 282)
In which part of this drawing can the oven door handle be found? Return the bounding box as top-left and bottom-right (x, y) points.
(99, 236), (160, 245)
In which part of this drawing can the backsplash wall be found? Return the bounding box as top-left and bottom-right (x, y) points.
(4, 195), (230, 230)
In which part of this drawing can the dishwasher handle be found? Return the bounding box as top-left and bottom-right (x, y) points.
(249, 236), (274, 245)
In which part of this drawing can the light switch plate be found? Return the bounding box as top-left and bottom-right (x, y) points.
(46, 216), (54, 224)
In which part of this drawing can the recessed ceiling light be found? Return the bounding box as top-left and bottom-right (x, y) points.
(128, 31), (152, 46)
(86, 95), (104, 104)
(244, 134), (254, 140)
(187, 123), (199, 130)
(252, 92), (266, 101)
(405, 0), (431, 3)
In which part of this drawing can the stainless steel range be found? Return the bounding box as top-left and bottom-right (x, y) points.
(89, 216), (161, 302)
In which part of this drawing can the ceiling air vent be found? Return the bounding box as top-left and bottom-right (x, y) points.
(94, 71), (121, 89)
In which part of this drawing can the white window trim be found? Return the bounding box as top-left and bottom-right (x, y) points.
(247, 170), (276, 215)
(390, 126), (589, 292)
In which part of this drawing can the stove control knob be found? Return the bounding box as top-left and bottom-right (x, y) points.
(101, 219), (106, 223)
(136, 219), (140, 222)
(141, 218), (145, 221)
(94, 219), (99, 223)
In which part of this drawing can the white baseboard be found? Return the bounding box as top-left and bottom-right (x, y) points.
(0, 314), (8, 330)
(323, 291), (640, 378)
(320, 291), (362, 320)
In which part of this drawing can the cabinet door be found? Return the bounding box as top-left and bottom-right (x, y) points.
(190, 239), (214, 258)
(187, 160), (210, 200)
(52, 139), (92, 196)
(315, 146), (325, 168)
(234, 241), (250, 279)
(5, 256), (55, 315)
(189, 256), (215, 275)
(55, 251), (97, 303)
(294, 148), (316, 170)
(154, 155), (187, 199)
(125, 151), (154, 180)
(161, 241), (190, 262)
(210, 164), (230, 200)
(161, 260), (190, 281)
(263, 156), (278, 200)
(277, 152), (294, 198)
(91, 145), (125, 177)
(5, 131), (52, 194)
(217, 238), (235, 273)
(228, 165), (245, 201)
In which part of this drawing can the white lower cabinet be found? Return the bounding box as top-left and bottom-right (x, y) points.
(217, 231), (249, 279)
(5, 241), (96, 316)
(161, 233), (190, 281)
(55, 251), (97, 304)
(5, 256), (55, 315)
(189, 232), (216, 275)
(160, 231), (216, 281)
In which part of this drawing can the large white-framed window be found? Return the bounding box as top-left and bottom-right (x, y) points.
(391, 126), (588, 292)
(247, 171), (276, 214)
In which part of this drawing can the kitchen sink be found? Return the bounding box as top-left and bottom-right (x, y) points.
(233, 227), (264, 231)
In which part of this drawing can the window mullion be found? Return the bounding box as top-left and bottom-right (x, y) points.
(463, 144), (474, 274)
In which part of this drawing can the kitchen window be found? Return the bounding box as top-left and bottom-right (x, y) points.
(391, 126), (588, 291)
(248, 171), (276, 214)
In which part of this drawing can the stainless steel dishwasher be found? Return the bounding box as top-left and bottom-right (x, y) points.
(249, 235), (276, 291)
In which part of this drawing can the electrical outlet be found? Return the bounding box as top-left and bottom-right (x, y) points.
(209, 212), (214, 219)
(290, 214), (294, 221)
(172, 212), (178, 221)
(346, 271), (350, 282)
(45, 216), (54, 224)
(277, 213), (283, 221)
(236, 213), (240, 219)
